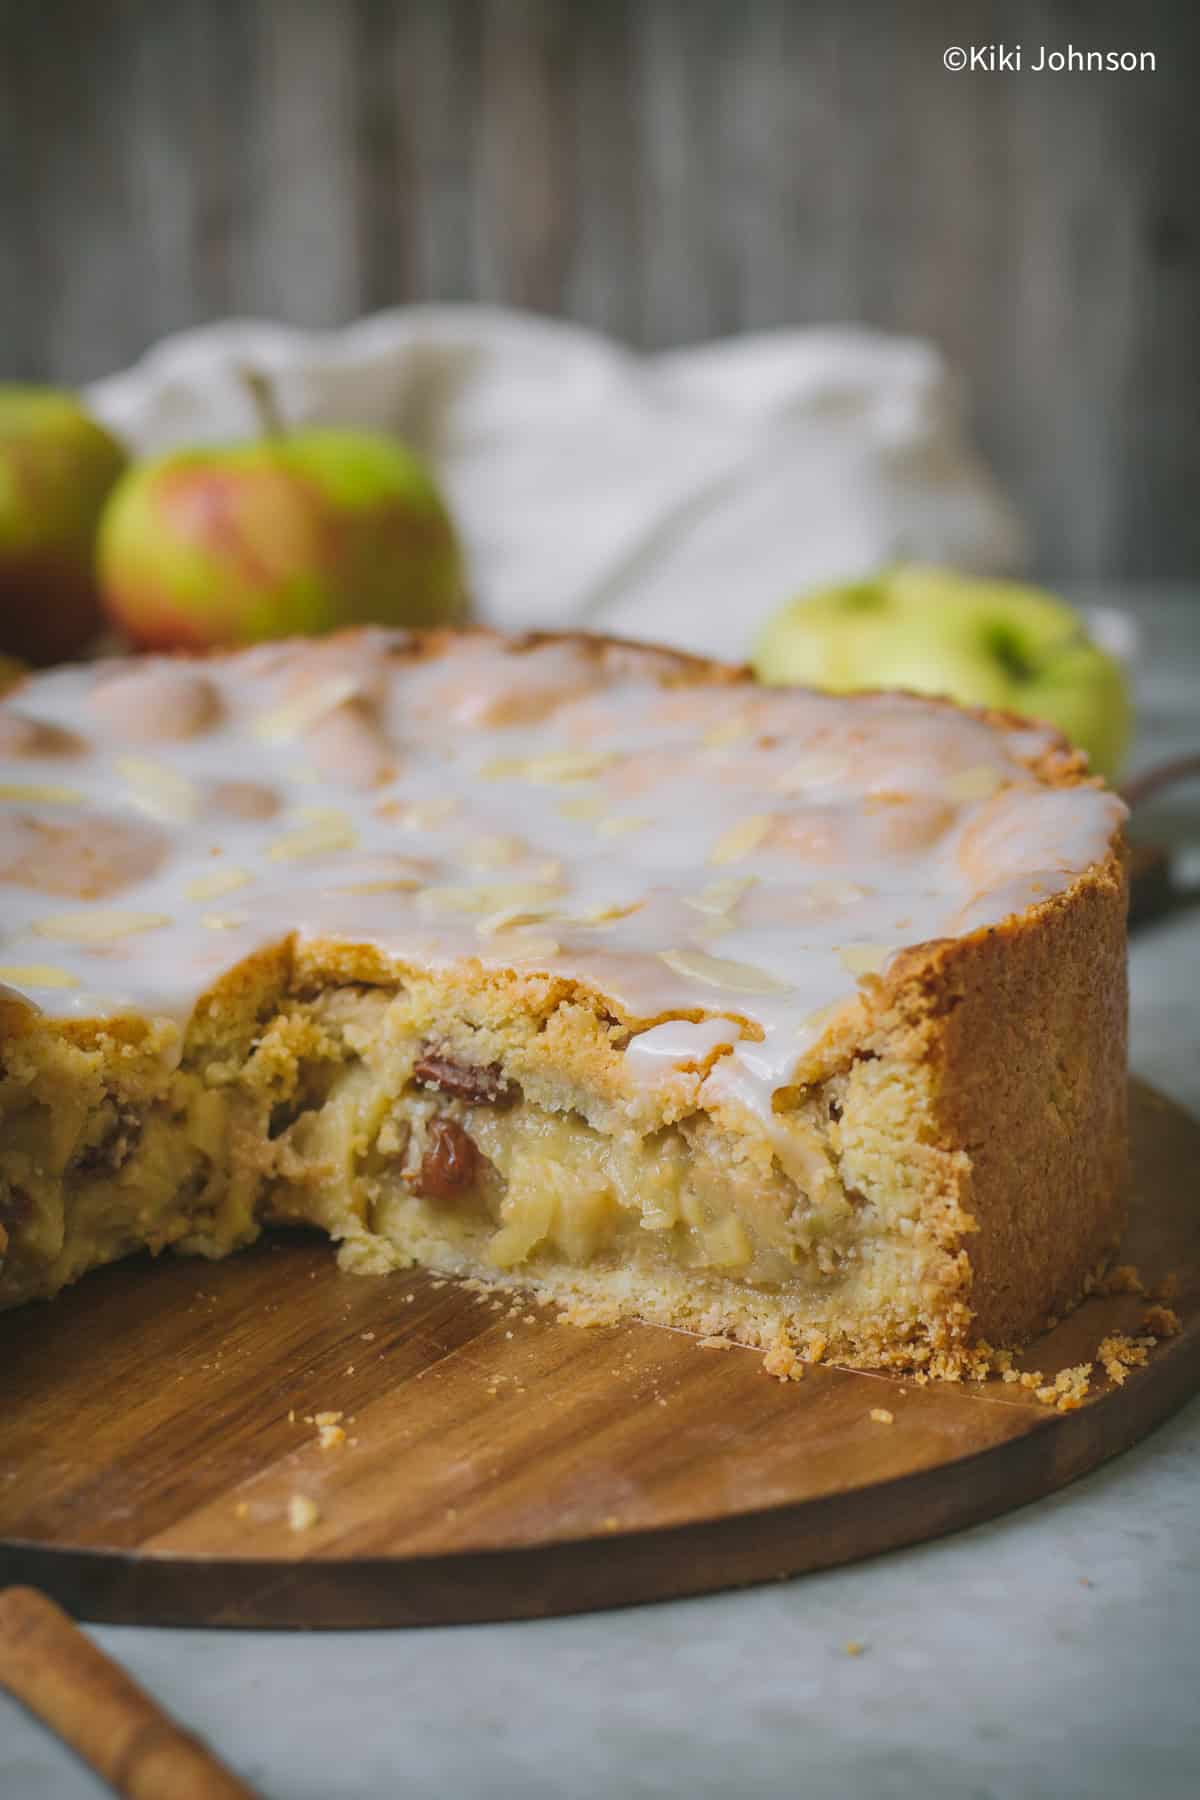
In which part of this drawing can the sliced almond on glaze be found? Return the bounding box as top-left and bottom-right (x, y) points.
(481, 751), (615, 784)
(416, 884), (485, 916)
(682, 875), (758, 916)
(572, 900), (643, 926)
(659, 947), (789, 994)
(838, 943), (894, 977)
(419, 880), (563, 919)
(946, 764), (1006, 801)
(558, 793), (608, 823)
(709, 814), (772, 866)
(377, 796), (459, 830)
(0, 963), (81, 988)
(33, 909), (170, 943)
(0, 783), (84, 805)
(524, 858), (564, 883)
(475, 904), (561, 937)
(254, 673), (361, 742)
(806, 879), (869, 907)
(772, 754), (847, 793)
(688, 916), (734, 943)
(268, 808), (357, 860)
(701, 716), (751, 749)
(462, 834), (524, 870)
(115, 755), (199, 823)
(185, 867), (252, 901)
(334, 878), (423, 895)
(497, 930), (560, 961)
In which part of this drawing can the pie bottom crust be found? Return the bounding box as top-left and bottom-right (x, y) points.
(0, 846), (1127, 1377)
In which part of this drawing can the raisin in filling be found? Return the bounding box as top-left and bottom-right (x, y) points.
(410, 1117), (480, 1201)
(411, 1048), (518, 1108)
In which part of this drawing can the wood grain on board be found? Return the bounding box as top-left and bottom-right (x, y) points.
(0, 1079), (1196, 1629)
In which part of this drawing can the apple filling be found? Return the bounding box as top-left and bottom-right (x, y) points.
(256, 1025), (873, 1304)
(0, 1055), (238, 1302)
(377, 1098), (859, 1287)
(0, 979), (951, 1357)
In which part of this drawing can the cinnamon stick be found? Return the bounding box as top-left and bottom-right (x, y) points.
(0, 1587), (259, 1799)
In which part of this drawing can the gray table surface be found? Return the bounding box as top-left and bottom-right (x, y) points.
(3, 588), (1198, 1800)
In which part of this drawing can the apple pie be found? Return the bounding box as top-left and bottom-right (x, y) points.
(0, 628), (1128, 1372)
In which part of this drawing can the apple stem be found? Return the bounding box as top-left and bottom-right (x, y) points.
(239, 367), (286, 441)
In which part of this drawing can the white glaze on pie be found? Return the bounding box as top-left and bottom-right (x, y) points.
(0, 631), (1125, 1113)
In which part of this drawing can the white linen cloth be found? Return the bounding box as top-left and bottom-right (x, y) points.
(88, 306), (1026, 664)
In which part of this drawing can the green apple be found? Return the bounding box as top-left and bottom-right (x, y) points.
(97, 418), (467, 652)
(0, 387), (128, 664)
(752, 566), (1131, 780)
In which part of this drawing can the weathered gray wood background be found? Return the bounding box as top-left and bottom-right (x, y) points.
(2, 0), (1197, 578)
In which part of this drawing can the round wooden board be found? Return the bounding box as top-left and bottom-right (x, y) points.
(2, 1079), (1197, 1630)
